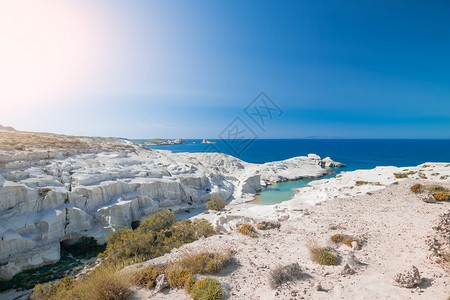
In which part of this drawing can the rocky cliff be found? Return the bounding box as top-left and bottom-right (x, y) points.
(0, 130), (341, 280)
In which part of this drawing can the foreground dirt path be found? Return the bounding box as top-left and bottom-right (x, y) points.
(130, 179), (449, 300)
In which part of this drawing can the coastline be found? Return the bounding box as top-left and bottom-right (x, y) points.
(129, 176), (450, 300)
(0, 130), (341, 282)
(1, 130), (449, 299)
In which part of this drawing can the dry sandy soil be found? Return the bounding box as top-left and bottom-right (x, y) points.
(129, 179), (449, 300)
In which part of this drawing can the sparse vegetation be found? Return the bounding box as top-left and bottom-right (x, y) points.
(355, 181), (383, 186)
(307, 240), (337, 265)
(189, 278), (223, 300)
(419, 173), (427, 179)
(31, 267), (131, 300)
(0, 255), (83, 292)
(166, 268), (195, 290)
(170, 249), (235, 275)
(330, 234), (343, 243)
(330, 234), (359, 248)
(410, 184), (423, 194)
(30, 211), (217, 299)
(432, 192), (450, 202)
(206, 196), (226, 211)
(238, 224), (257, 237)
(424, 185), (449, 193)
(394, 173), (408, 179)
(342, 237), (360, 248)
(268, 263), (303, 288)
(256, 220), (281, 230)
(422, 164), (430, 168)
(330, 234), (344, 244)
(132, 265), (164, 289)
(99, 210), (216, 267)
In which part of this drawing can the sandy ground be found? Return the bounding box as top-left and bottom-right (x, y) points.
(129, 179), (449, 300)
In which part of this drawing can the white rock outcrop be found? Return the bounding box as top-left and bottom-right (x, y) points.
(0, 130), (340, 280)
(393, 265), (421, 288)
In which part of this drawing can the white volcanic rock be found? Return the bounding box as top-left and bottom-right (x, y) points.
(0, 131), (338, 279)
(287, 163), (450, 208)
(201, 139), (216, 144)
(393, 265), (421, 288)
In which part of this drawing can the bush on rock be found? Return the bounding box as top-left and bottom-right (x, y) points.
(206, 196), (226, 211)
(189, 278), (223, 300)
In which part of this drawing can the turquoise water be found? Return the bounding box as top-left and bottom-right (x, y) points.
(249, 174), (337, 205)
(144, 139), (450, 205)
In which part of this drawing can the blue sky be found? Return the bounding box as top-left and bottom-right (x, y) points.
(1, 0), (449, 138)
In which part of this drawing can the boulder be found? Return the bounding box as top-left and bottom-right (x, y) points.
(420, 193), (437, 203)
(393, 265), (421, 288)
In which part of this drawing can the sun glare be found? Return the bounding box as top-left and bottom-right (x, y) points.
(0, 1), (95, 107)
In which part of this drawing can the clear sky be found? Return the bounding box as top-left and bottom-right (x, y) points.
(1, 0), (449, 139)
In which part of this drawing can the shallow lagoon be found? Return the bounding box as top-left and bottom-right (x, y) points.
(250, 173), (337, 205)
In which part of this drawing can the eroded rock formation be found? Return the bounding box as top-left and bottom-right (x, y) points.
(0, 130), (341, 280)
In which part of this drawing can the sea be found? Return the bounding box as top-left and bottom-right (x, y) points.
(145, 139), (450, 205)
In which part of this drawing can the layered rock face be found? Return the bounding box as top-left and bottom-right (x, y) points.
(0, 131), (339, 280)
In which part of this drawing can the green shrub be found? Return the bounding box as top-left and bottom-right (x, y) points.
(410, 184), (423, 194)
(189, 278), (223, 300)
(132, 266), (164, 289)
(306, 240), (337, 266)
(139, 209), (176, 232)
(238, 224), (256, 237)
(206, 196), (226, 211)
(99, 210), (216, 267)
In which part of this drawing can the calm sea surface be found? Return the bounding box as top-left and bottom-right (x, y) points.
(144, 139), (450, 204)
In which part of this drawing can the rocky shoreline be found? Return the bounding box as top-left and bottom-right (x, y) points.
(0, 130), (342, 281)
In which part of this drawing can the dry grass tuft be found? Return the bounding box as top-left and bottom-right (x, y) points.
(256, 221), (281, 230)
(31, 267), (131, 300)
(166, 268), (195, 290)
(170, 249), (235, 275)
(342, 237), (360, 248)
(330, 234), (343, 243)
(268, 263), (303, 289)
(394, 173), (408, 179)
(306, 240), (337, 265)
(132, 265), (164, 289)
(424, 184), (449, 193)
(238, 224), (257, 237)
(432, 192), (450, 202)
(410, 184), (423, 194)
